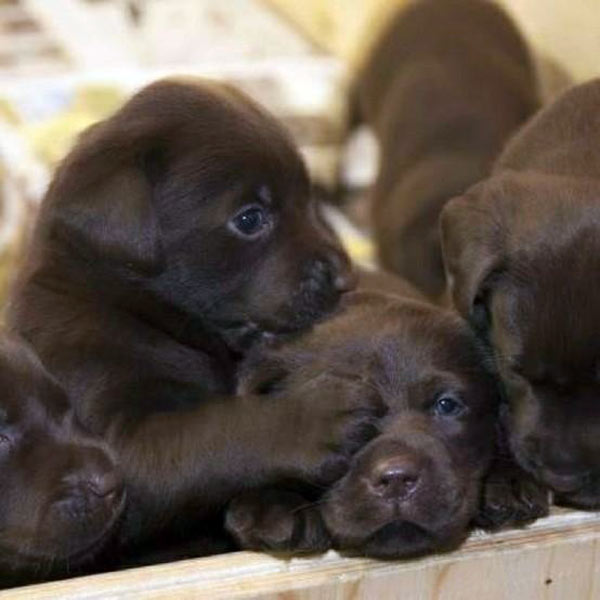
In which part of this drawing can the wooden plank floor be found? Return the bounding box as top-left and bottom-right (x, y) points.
(3, 509), (599, 599)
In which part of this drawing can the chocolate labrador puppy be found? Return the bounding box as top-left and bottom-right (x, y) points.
(226, 285), (502, 558)
(441, 79), (600, 509)
(0, 334), (124, 586)
(351, 0), (539, 300)
(7, 78), (378, 550)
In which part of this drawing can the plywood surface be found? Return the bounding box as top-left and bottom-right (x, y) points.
(4, 509), (599, 599)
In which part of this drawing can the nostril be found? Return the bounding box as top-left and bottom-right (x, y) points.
(379, 471), (418, 490)
(307, 258), (330, 286)
(86, 471), (120, 500)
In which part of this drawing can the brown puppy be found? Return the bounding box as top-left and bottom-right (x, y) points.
(7, 78), (379, 550)
(441, 79), (600, 509)
(226, 285), (501, 558)
(352, 0), (539, 299)
(0, 334), (124, 586)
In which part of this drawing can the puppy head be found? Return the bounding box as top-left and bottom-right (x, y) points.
(241, 293), (498, 557)
(441, 171), (600, 507)
(0, 335), (125, 578)
(43, 78), (354, 348)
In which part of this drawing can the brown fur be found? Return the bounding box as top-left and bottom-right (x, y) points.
(6, 78), (383, 551)
(442, 79), (600, 508)
(353, 0), (539, 299)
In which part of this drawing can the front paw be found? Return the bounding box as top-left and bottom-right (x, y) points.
(225, 489), (331, 554)
(289, 373), (385, 483)
(476, 462), (549, 530)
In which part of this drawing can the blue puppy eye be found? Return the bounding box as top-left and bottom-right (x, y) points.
(229, 205), (269, 238)
(432, 393), (466, 417)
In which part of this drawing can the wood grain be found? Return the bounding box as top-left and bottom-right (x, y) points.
(3, 509), (599, 599)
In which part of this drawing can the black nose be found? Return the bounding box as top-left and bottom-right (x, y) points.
(309, 250), (356, 295)
(330, 250), (357, 293)
(369, 456), (421, 500)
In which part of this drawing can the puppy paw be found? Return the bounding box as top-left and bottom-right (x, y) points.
(476, 462), (549, 530)
(286, 373), (385, 483)
(225, 489), (331, 554)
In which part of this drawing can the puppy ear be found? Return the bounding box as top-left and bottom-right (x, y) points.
(440, 188), (505, 319)
(45, 111), (167, 273)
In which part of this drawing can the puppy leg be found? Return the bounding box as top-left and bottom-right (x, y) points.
(226, 489), (331, 554)
(106, 374), (384, 544)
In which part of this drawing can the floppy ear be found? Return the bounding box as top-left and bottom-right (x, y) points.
(440, 188), (505, 320)
(44, 110), (167, 273)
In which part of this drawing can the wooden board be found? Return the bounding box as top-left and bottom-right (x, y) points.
(3, 509), (599, 599)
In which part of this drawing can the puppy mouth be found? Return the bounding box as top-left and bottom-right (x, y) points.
(217, 302), (339, 351)
(339, 516), (465, 559)
(217, 320), (294, 352)
(362, 520), (434, 556)
(326, 488), (469, 557)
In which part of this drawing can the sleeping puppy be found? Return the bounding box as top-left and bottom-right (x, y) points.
(352, 0), (539, 300)
(441, 79), (600, 509)
(0, 334), (124, 586)
(226, 286), (501, 558)
(7, 78), (378, 549)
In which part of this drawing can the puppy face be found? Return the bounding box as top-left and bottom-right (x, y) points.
(42, 79), (353, 349)
(442, 171), (600, 507)
(0, 336), (125, 578)
(240, 292), (497, 557)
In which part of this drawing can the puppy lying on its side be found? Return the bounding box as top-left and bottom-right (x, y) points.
(0, 335), (124, 586)
(226, 279), (501, 558)
(442, 79), (600, 509)
(352, 0), (539, 300)
(8, 78), (380, 551)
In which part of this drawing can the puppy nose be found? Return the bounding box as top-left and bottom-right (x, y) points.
(369, 456), (421, 500)
(63, 465), (124, 512)
(331, 252), (357, 293)
(334, 264), (358, 293)
(317, 246), (357, 294)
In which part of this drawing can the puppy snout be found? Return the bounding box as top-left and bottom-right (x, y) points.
(369, 456), (421, 500)
(309, 249), (356, 295)
(61, 460), (124, 516)
(327, 247), (356, 293)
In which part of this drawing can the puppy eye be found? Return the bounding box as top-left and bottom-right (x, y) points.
(229, 205), (270, 239)
(431, 393), (466, 418)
